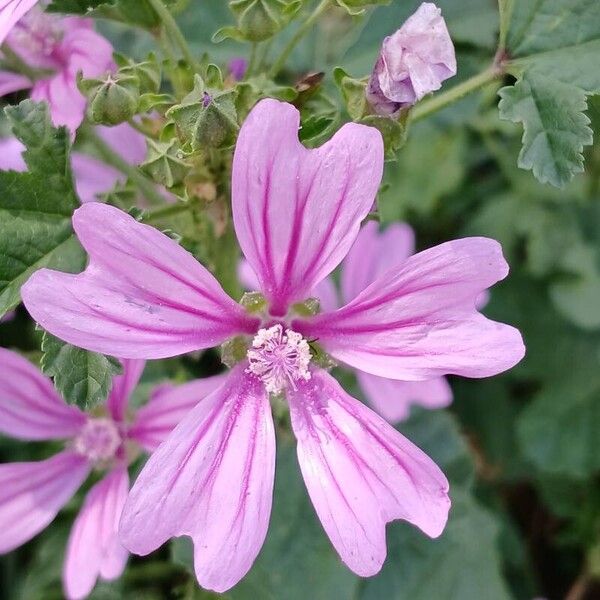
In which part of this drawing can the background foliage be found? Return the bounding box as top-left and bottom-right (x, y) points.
(1, 1), (600, 599)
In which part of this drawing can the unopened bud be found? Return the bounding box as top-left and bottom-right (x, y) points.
(81, 73), (140, 126)
(166, 75), (239, 150)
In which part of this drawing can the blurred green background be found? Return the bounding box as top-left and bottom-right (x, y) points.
(2, 1), (600, 598)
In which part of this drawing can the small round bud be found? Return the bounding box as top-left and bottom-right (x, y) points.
(82, 73), (140, 126)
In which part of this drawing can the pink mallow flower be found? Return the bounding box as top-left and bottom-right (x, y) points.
(366, 2), (456, 116)
(0, 347), (224, 600)
(0, 6), (113, 131)
(0, 123), (146, 203)
(22, 99), (525, 592)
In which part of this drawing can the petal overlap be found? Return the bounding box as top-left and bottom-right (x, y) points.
(128, 374), (227, 452)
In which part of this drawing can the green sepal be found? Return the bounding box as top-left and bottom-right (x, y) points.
(141, 138), (189, 188)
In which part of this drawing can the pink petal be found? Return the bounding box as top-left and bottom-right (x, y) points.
(0, 69), (31, 95)
(120, 365), (275, 593)
(107, 359), (145, 423)
(31, 72), (87, 132)
(0, 136), (26, 171)
(288, 369), (450, 576)
(63, 467), (129, 600)
(341, 221), (415, 303)
(96, 123), (147, 165)
(0, 347), (86, 441)
(295, 238), (525, 380)
(128, 373), (227, 452)
(232, 98), (383, 316)
(71, 153), (123, 203)
(22, 203), (258, 359)
(59, 25), (114, 80)
(0, 0), (39, 45)
(0, 450), (90, 553)
(357, 371), (452, 423)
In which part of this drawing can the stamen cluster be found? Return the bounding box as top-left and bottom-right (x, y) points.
(246, 324), (312, 394)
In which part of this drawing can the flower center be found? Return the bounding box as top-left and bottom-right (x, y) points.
(10, 9), (62, 63)
(246, 324), (311, 394)
(73, 417), (121, 462)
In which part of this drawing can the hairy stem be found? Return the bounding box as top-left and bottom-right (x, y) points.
(141, 201), (191, 223)
(409, 67), (502, 123)
(147, 0), (198, 71)
(269, 0), (331, 78)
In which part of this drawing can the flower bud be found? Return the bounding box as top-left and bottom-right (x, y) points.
(216, 0), (301, 42)
(166, 75), (239, 150)
(81, 73), (140, 126)
(366, 2), (456, 116)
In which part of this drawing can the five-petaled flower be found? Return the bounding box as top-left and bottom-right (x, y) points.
(22, 98), (525, 593)
(0, 348), (223, 600)
(366, 2), (457, 116)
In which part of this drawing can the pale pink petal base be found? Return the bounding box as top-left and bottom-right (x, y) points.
(0, 450), (90, 553)
(288, 369), (450, 577)
(129, 374), (227, 452)
(22, 203), (258, 359)
(357, 371), (452, 423)
(63, 467), (129, 600)
(0, 347), (86, 440)
(120, 366), (275, 592)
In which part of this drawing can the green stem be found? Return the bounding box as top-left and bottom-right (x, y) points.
(141, 201), (191, 223)
(246, 42), (259, 78)
(269, 0), (331, 78)
(147, 0), (198, 71)
(85, 128), (166, 207)
(409, 67), (502, 123)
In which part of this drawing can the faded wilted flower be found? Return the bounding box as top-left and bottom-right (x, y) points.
(366, 2), (456, 116)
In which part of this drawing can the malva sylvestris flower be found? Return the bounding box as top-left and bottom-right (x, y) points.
(366, 2), (457, 116)
(22, 98), (525, 592)
(0, 348), (224, 600)
(0, 6), (113, 131)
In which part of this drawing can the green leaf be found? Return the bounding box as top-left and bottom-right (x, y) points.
(517, 337), (600, 478)
(398, 407), (475, 489)
(500, 0), (600, 186)
(41, 331), (123, 410)
(549, 243), (600, 330)
(498, 72), (592, 187)
(0, 101), (85, 317)
(359, 488), (512, 600)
